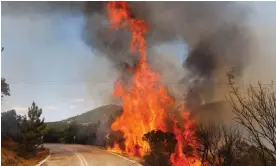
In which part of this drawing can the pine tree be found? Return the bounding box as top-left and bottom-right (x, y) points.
(17, 102), (46, 157)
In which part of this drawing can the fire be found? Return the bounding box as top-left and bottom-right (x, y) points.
(106, 1), (200, 165)
(170, 111), (201, 166)
(107, 142), (123, 154)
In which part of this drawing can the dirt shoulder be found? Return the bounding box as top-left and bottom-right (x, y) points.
(1, 139), (50, 166)
(2, 147), (50, 166)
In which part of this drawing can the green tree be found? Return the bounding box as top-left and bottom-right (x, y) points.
(1, 47), (10, 99)
(63, 121), (77, 144)
(1, 78), (10, 99)
(1, 109), (20, 139)
(43, 127), (61, 143)
(17, 102), (46, 157)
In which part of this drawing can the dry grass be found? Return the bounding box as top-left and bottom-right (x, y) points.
(1, 138), (50, 166)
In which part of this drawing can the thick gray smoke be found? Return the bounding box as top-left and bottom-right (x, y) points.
(82, 2), (253, 109)
(2, 1), (253, 110)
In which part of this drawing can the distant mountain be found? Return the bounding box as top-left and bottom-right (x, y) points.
(46, 102), (234, 130)
(46, 104), (122, 129)
(67, 104), (122, 124)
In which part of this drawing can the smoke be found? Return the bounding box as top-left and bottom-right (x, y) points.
(3, 1), (253, 108)
(2, 1), (256, 110)
(82, 2), (254, 109)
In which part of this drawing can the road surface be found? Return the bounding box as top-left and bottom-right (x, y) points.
(40, 144), (141, 166)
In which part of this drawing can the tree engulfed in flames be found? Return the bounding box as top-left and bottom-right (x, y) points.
(107, 2), (201, 165)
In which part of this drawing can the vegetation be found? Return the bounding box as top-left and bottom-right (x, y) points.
(42, 104), (123, 146)
(2, 65), (275, 166)
(141, 72), (276, 166)
(1, 102), (49, 166)
(1, 78), (10, 99)
(143, 130), (177, 166)
(1, 47), (10, 99)
(2, 138), (50, 166)
(16, 102), (46, 157)
(1, 74), (49, 162)
(42, 111), (124, 147)
(64, 104), (122, 124)
(1, 110), (20, 140)
(228, 71), (276, 166)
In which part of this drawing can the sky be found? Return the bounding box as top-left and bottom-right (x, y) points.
(1, 2), (276, 122)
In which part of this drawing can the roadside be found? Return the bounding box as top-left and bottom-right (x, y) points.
(1, 138), (50, 166)
(105, 150), (143, 165)
(93, 145), (143, 165)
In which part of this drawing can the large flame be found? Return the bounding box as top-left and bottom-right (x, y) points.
(107, 2), (200, 165)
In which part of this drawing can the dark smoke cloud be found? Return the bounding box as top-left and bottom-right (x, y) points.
(82, 2), (253, 108)
(2, 1), (254, 109)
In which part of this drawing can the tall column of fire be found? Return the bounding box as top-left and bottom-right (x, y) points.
(106, 2), (200, 166)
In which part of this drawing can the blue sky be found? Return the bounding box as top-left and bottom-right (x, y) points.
(1, 5), (186, 122)
(1, 2), (276, 122)
(1, 10), (101, 121)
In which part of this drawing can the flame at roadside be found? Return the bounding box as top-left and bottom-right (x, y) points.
(106, 2), (200, 165)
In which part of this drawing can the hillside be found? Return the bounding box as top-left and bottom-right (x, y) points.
(46, 102), (234, 131)
(46, 104), (123, 129)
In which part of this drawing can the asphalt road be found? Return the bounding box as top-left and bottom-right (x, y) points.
(39, 144), (142, 166)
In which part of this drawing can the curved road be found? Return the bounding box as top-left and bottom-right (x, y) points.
(40, 144), (142, 166)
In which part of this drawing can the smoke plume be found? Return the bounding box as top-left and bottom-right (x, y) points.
(2, 1), (254, 110)
(82, 2), (253, 109)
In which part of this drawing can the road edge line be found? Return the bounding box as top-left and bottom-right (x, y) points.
(75, 151), (89, 166)
(75, 152), (85, 166)
(92, 146), (142, 166)
(36, 152), (51, 166)
(62, 147), (85, 166)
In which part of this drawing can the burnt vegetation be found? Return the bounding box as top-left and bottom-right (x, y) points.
(143, 130), (177, 166)
(228, 71), (276, 166)
(140, 72), (276, 166)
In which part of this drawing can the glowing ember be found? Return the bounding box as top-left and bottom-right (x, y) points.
(106, 1), (200, 165)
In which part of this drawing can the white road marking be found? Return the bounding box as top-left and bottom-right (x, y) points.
(75, 151), (85, 166)
(44, 144), (141, 166)
(62, 147), (88, 166)
(36, 150), (51, 166)
(75, 151), (89, 166)
(80, 153), (89, 166)
(92, 146), (142, 166)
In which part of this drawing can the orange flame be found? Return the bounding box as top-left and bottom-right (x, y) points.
(106, 2), (200, 165)
(107, 142), (123, 154)
(170, 111), (201, 166)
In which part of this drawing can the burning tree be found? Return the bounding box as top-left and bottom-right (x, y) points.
(105, 1), (200, 166)
(143, 130), (177, 166)
(227, 71), (276, 165)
